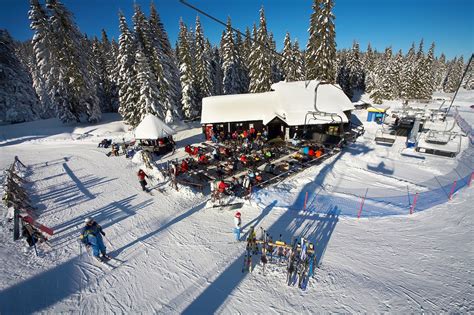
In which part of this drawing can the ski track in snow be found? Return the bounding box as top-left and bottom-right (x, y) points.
(0, 104), (473, 313)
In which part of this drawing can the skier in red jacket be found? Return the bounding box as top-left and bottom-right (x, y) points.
(137, 169), (149, 191)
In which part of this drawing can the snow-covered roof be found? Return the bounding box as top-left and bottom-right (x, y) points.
(201, 80), (354, 126)
(134, 114), (176, 139)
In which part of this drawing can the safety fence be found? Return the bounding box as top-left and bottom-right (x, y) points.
(252, 147), (473, 218)
(1, 157), (53, 254)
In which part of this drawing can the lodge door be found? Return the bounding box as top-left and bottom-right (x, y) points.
(267, 123), (284, 139)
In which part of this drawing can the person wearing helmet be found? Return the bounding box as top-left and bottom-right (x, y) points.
(80, 217), (109, 261)
(233, 211), (242, 241)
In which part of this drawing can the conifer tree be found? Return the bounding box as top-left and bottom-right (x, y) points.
(0, 30), (40, 123)
(235, 30), (250, 92)
(135, 44), (162, 120)
(149, 2), (180, 121)
(282, 32), (296, 81)
(306, 0), (336, 82)
(28, 0), (55, 118)
(293, 39), (306, 80)
(269, 32), (283, 83)
(46, 0), (101, 123)
(347, 41), (365, 95)
(363, 43), (376, 92)
(194, 15), (213, 105)
(401, 43), (416, 99)
(177, 19), (198, 119)
(462, 56), (474, 90)
(444, 56), (464, 92)
(117, 12), (140, 126)
(434, 53), (447, 91)
(221, 17), (242, 94)
(209, 44), (224, 95)
(370, 47), (394, 103)
(249, 7), (272, 93)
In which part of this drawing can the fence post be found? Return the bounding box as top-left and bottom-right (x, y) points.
(303, 192), (308, 210)
(410, 193), (419, 215)
(448, 180), (457, 200)
(13, 208), (20, 241)
(469, 172), (474, 187)
(357, 188), (368, 219)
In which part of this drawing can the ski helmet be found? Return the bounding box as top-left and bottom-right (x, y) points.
(84, 217), (93, 224)
(235, 212), (241, 218)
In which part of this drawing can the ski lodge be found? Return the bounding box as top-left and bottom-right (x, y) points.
(201, 80), (355, 144)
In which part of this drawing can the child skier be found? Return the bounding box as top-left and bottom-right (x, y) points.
(234, 211), (242, 241)
(80, 217), (110, 261)
(137, 169), (149, 191)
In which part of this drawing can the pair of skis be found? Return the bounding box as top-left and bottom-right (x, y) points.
(242, 226), (256, 273)
(80, 240), (123, 270)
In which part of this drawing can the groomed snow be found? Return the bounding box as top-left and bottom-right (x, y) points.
(0, 91), (473, 313)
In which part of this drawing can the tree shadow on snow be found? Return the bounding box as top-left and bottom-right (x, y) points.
(0, 256), (82, 314)
(50, 194), (153, 247)
(108, 200), (208, 257)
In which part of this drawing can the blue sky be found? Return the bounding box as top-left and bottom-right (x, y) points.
(1, 0), (473, 59)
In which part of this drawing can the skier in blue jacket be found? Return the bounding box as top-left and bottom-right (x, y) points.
(80, 217), (110, 260)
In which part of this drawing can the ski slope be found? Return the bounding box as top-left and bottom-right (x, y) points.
(0, 92), (473, 313)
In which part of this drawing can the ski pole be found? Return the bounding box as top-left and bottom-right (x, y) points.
(104, 235), (113, 248)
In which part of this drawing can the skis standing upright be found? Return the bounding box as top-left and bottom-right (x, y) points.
(260, 230), (268, 275)
(286, 237), (298, 286)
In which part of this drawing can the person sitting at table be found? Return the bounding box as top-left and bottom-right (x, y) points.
(181, 159), (189, 173)
(240, 154), (248, 165)
(198, 154), (208, 164)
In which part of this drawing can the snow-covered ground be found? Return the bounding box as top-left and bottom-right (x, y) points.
(0, 91), (473, 313)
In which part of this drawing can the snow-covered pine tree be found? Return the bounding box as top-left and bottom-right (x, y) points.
(363, 43), (376, 93)
(235, 30), (250, 93)
(242, 27), (252, 70)
(336, 53), (350, 97)
(434, 53), (447, 91)
(306, 0), (322, 80)
(135, 44), (162, 122)
(132, 4), (169, 122)
(269, 32), (283, 83)
(0, 29), (40, 123)
(249, 7), (272, 93)
(390, 49), (403, 98)
(444, 56), (464, 93)
(401, 43), (416, 99)
(149, 2), (180, 121)
(370, 47), (394, 103)
(282, 32), (296, 81)
(194, 15), (213, 108)
(177, 19), (198, 119)
(46, 0), (101, 123)
(210, 44), (224, 95)
(420, 42), (436, 99)
(409, 39), (428, 100)
(221, 17), (243, 94)
(117, 12), (140, 126)
(462, 56), (474, 90)
(28, 0), (56, 119)
(346, 41), (365, 97)
(306, 0), (336, 82)
(91, 36), (114, 113)
(293, 39), (305, 80)
(103, 32), (119, 112)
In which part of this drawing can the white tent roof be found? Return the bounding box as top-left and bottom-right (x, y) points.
(134, 114), (176, 139)
(201, 80), (354, 126)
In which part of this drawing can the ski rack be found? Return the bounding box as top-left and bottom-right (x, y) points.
(254, 240), (315, 254)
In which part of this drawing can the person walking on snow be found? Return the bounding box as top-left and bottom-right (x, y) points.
(80, 217), (109, 261)
(234, 211), (242, 241)
(137, 169), (149, 191)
